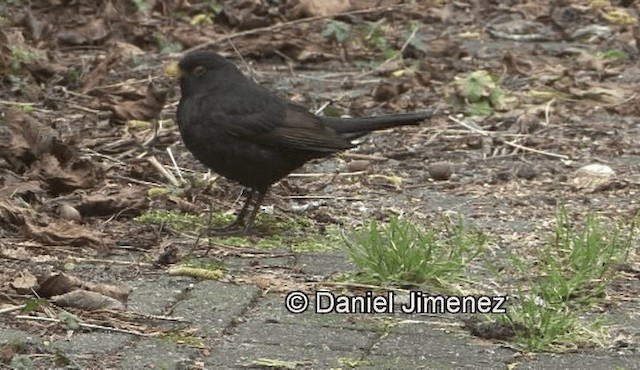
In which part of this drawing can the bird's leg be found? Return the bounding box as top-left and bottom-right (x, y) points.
(242, 189), (267, 234)
(226, 188), (256, 228)
(208, 188), (256, 235)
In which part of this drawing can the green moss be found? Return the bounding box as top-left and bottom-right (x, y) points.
(134, 209), (204, 232)
(160, 330), (205, 347)
(135, 208), (339, 251)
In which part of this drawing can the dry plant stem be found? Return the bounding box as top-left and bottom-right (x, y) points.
(448, 115), (569, 159)
(288, 171), (366, 178)
(0, 100), (37, 106)
(123, 312), (188, 322)
(147, 155), (181, 187)
(341, 153), (389, 160)
(285, 195), (364, 201)
(184, 4), (417, 53)
(15, 315), (157, 337)
(166, 147), (185, 183)
(71, 256), (153, 267)
(0, 305), (26, 314)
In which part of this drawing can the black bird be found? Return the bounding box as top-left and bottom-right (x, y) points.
(169, 51), (432, 234)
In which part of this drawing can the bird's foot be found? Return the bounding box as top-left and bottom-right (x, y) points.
(207, 222), (253, 236)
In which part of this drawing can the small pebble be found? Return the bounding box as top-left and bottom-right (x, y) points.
(58, 204), (81, 222)
(428, 162), (453, 181)
(516, 164), (537, 180)
(346, 160), (371, 172)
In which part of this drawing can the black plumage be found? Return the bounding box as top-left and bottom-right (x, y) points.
(174, 51), (432, 234)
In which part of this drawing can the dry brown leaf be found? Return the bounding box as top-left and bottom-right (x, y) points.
(86, 283), (130, 303)
(28, 153), (100, 195)
(107, 40), (144, 59)
(51, 289), (126, 311)
(0, 246), (32, 260)
(81, 55), (120, 93)
(110, 83), (169, 121)
(38, 271), (131, 303)
(290, 0), (352, 17)
(37, 271), (83, 297)
(0, 179), (44, 202)
(0, 200), (29, 231)
(76, 186), (149, 217)
(24, 220), (109, 250)
(568, 86), (627, 104)
(0, 108), (102, 195)
(0, 107), (58, 172)
(10, 270), (38, 294)
(57, 18), (109, 45)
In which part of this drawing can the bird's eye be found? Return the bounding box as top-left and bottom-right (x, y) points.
(193, 65), (205, 76)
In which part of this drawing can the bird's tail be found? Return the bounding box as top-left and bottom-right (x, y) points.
(322, 111), (433, 137)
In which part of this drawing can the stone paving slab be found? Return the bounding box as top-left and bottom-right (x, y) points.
(2, 259), (639, 369)
(171, 280), (262, 336)
(206, 342), (359, 369)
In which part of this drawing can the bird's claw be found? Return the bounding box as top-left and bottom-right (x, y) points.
(206, 222), (253, 236)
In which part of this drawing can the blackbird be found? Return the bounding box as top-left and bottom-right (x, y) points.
(169, 51), (432, 234)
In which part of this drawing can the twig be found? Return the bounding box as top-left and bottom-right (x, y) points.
(147, 156), (181, 187)
(0, 305), (25, 314)
(184, 4), (416, 53)
(0, 100), (37, 106)
(341, 153), (388, 161)
(288, 171), (367, 178)
(87, 79), (150, 91)
(113, 175), (165, 187)
(448, 115), (569, 159)
(120, 311), (189, 323)
(544, 98), (554, 126)
(81, 148), (127, 165)
(285, 195), (364, 201)
(67, 103), (101, 114)
(70, 256), (153, 267)
(314, 101), (332, 115)
(166, 147), (185, 183)
(601, 92), (638, 107)
(15, 315), (157, 337)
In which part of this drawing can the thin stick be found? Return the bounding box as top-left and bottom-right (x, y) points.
(341, 153), (388, 161)
(448, 115), (569, 159)
(314, 101), (332, 115)
(288, 171), (367, 178)
(70, 257), (153, 267)
(166, 147), (185, 183)
(147, 156), (180, 187)
(0, 100), (37, 106)
(184, 4), (416, 53)
(544, 98), (554, 126)
(0, 305), (25, 314)
(285, 195), (364, 200)
(122, 311), (189, 323)
(15, 315), (157, 337)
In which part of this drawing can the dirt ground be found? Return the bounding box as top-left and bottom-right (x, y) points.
(1, 0), (639, 368)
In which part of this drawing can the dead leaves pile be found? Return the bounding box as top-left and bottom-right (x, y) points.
(8, 270), (129, 311)
(0, 107), (155, 252)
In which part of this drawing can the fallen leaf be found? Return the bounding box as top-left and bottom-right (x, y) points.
(24, 220), (109, 250)
(51, 290), (125, 311)
(56, 18), (109, 45)
(10, 270), (38, 294)
(110, 83), (168, 121)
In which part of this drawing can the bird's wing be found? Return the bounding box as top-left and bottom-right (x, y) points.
(213, 87), (354, 152)
(262, 104), (355, 152)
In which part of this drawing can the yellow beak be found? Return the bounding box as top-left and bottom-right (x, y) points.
(164, 62), (181, 78)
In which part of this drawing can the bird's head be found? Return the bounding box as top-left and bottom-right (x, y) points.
(165, 51), (239, 96)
